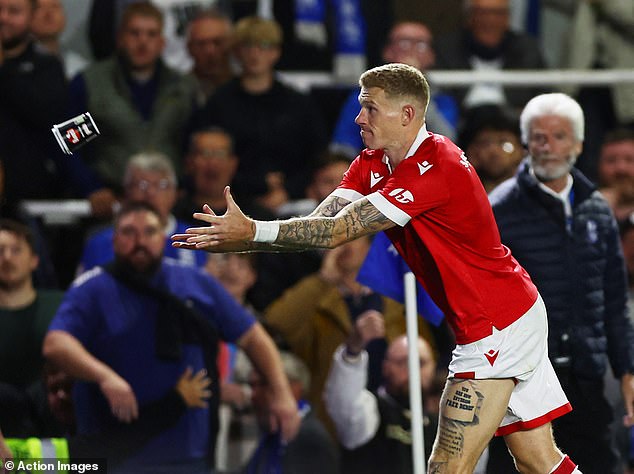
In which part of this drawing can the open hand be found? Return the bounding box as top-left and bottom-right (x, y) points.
(171, 186), (254, 251)
(176, 367), (212, 408)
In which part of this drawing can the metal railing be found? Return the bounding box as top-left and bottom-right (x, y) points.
(21, 68), (634, 223)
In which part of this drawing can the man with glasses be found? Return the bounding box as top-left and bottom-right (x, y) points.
(77, 152), (207, 274)
(331, 20), (457, 159)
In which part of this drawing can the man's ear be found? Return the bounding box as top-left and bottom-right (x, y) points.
(401, 104), (416, 126)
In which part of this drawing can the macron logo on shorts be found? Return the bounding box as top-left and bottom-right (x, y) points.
(484, 349), (500, 366)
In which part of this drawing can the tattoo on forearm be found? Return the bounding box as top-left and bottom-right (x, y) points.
(276, 199), (392, 249)
(311, 196), (350, 218)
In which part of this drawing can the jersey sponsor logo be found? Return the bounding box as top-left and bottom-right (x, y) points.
(418, 161), (433, 175)
(389, 188), (414, 204)
(459, 153), (471, 172)
(370, 171), (384, 188)
(484, 349), (499, 366)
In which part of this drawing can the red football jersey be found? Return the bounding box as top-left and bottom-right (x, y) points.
(334, 128), (537, 344)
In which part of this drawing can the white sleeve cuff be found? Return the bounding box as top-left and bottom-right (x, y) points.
(367, 192), (411, 226)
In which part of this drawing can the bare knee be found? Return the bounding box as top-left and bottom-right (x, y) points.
(505, 424), (563, 474)
(513, 449), (562, 474)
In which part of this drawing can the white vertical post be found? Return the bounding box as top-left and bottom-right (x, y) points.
(257, 0), (273, 19)
(404, 272), (426, 474)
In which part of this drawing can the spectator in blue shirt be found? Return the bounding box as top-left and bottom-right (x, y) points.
(43, 202), (299, 474)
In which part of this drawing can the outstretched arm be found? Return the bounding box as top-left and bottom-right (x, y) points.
(171, 186), (395, 253)
(43, 330), (139, 423)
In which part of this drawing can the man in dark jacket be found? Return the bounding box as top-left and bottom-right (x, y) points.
(434, 0), (547, 113)
(489, 92), (634, 474)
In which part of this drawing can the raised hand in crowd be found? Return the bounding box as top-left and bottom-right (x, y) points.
(175, 367), (212, 409)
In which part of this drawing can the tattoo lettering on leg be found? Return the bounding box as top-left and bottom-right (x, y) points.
(436, 380), (484, 459)
(428, 461), (448, 473)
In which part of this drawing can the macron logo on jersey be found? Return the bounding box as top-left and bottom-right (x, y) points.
(370, 171), (384, 188)
(418, 161), (433, 175)
(389, 188), (414, 204)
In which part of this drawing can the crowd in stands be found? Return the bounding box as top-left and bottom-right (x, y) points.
(0, 0), (633, 472)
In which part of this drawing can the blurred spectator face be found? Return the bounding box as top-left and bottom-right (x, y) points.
(466, 0), (510, 48)
(307, 161), (349, 202)
(382, 336), (436, 397)
(467, 128), (523, 182)
(527, 115), (581, 182)
(188, 130), (238, 198)
(598, 138), (634, 188)
(30, 0), (64, 42)
(235, 40), (280, 77)
(382, 22), (435, 72)
(187, 15), (232, 78)
(125, 168), (177, 222)
(326, 236), (371, 276)
(45, 367), (75, 428)
(205, 253), (256, 302)
(113, 209), (165, 273)
(0, 229), (38, 289)
(117, 13), (165, 72)
(0, 0), (33, 50)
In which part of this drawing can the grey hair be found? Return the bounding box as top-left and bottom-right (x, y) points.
(520, 93), (585, 144)
(123, 151), (177, 186)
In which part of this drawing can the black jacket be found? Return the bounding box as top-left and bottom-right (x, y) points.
(489, 161), (634, 379)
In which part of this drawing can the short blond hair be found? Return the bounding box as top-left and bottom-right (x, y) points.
(233, 16), (282, 47)
(119, 1), (164, 32)
(360, 63), (430, 112)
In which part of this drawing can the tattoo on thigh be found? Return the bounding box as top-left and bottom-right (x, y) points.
(428, 461), (448, 473)
(436, 380), (484, 459)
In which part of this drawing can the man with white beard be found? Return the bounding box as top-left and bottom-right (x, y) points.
(488, 93), (634, 474)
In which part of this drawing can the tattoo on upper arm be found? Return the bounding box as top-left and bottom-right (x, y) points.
(276, 198), (393, 249)
(434, 380), (484, 460)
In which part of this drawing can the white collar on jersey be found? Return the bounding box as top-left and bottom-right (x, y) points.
(405, 124), (430, 159)
(381, 124), (430, 174)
